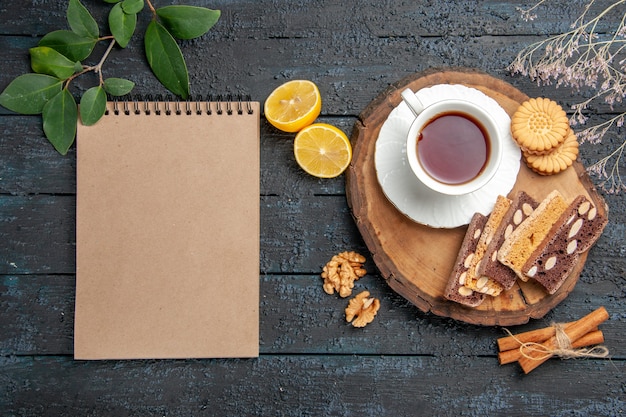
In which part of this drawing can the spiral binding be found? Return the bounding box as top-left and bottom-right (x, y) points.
(105, 94), (255, 116)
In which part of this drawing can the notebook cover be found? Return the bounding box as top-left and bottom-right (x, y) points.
(74, 100), (260, 359)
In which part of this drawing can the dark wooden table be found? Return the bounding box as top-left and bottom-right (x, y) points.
(1, 1), (625, 415)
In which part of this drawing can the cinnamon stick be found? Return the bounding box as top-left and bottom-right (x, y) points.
(497, 320), (578, 352)
(498, 329), (604, 365)
(518, 307), (609, 374)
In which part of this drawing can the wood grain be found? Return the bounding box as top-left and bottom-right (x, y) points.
(346, 68), (609, 326)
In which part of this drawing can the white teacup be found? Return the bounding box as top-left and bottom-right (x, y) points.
(401, 88), (503, 196)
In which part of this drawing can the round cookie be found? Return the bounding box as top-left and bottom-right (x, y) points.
(511, 97), (570, 154)
(524, 129), (579, 175)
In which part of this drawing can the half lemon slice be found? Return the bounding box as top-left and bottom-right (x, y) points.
(264, 80), (321, 132)
(294, 123), (352, 178)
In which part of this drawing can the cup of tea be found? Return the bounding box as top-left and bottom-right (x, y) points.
(401, 88), (503, 196)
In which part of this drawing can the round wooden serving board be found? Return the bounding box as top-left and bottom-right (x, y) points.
(346, 68), (608, 326)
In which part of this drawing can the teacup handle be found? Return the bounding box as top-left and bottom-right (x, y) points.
(401, 88), (424, 117)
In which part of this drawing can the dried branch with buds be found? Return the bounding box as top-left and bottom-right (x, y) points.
(509, 0), (626, 193)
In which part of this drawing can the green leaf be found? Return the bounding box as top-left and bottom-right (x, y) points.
(104, 0), (121, 3)
(30, 46), (80, 80)
(74, 61), (84, 73)
(145, 20), (189, 99)
(103, 77), (135, 96)
(109, 2), (136, 48)
(43, 89), (78, 155)
(67, 0), (99, 39)
(0, 74), (63, 114)
(122, 0), (144, 15)
(79, 86), (107, 126)
(39, 30), (96, 61)
(156, 6), (220, 40)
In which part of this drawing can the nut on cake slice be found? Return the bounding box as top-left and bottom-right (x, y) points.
(462, 195), (510, 296)
(477, 191), (538, 290)
(522, 195), (608, 294)
(497, 190), (569, 281)
(444, 212), (488, 307)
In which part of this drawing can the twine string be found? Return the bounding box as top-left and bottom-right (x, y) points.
(504, 323), (610, 361)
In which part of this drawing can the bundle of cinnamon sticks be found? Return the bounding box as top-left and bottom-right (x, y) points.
(497, 306), (609, 374)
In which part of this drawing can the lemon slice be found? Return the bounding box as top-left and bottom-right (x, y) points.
(264, 80), (321, 132)
(294, 123), (352, 178)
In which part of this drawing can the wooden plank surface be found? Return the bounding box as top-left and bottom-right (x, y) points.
(2, 355), (625, 416)
(1, 0), (625, 415)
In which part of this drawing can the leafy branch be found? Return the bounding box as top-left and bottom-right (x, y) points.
(0, 0), (220, 155)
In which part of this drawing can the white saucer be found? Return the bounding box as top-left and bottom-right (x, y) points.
(374, 84), (521, 228)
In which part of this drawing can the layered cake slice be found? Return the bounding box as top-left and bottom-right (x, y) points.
(497, 190), (569, 281)
(477, 191), (538, 290)
(444, 213), (488, 307)
(523, 195), (608, 294)
(463, 195), (510, 296)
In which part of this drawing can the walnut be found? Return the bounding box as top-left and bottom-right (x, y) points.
(321, 251), (367, 297)
(345, 291), (380, 328)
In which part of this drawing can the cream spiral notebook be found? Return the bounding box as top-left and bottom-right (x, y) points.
(74, 96), (260, 359)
